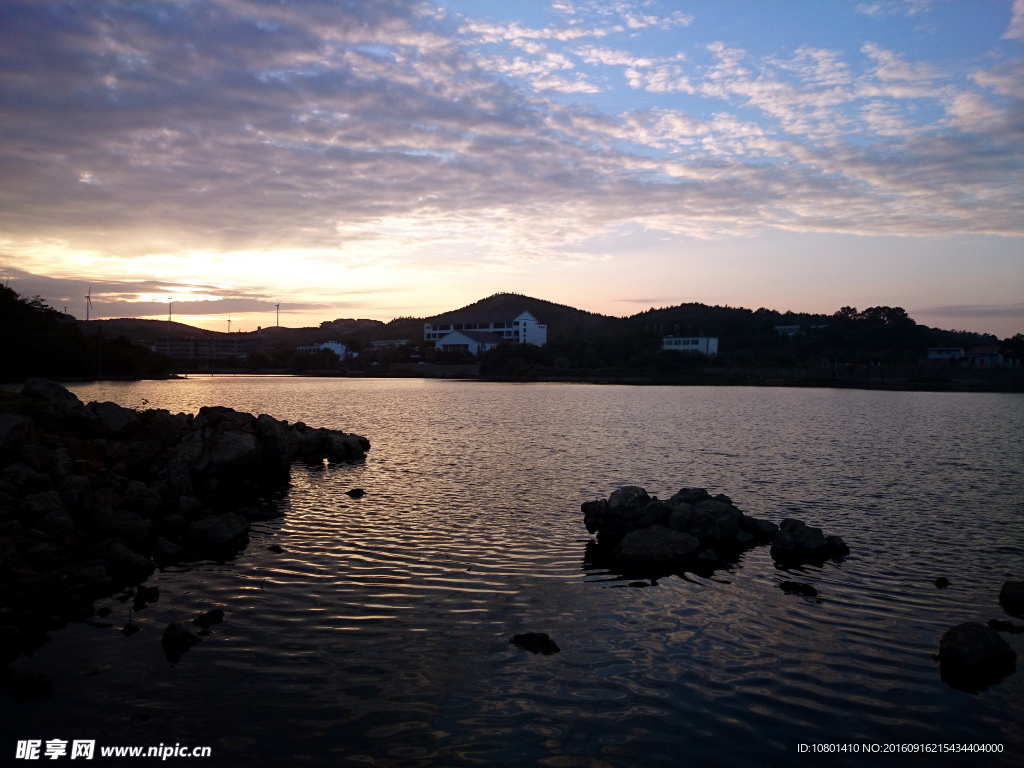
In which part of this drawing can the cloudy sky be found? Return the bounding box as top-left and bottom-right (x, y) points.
(1, 0), (1022, 335)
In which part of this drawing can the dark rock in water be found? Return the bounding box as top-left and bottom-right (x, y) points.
(613, 525), (700, 570)
(21, 378), (84, 414)
(510, 632), (560, 655)
(770, 519), (849, 564)
(193, 609), (225, 629)
(780, 580), (818, 597)
(935, 577), (950, 589)
(267, 544), (284, 554)
(0, 625), (25, 663)
(9, 669), (52, 701)
(0, 663), (11, 690)
(132, 585), (159, 611)
(121, 622), (140, 637)
(153, 537), (192, 567)
(162, 622), (201, 662)
(999, 580), (1024, 617)
(345, 488), (365, 498)
(938, 622), (1016, 690)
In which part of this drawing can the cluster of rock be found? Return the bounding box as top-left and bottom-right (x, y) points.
(0, 379), (369, 672)
(936, 581), (1022, 691)
(582, 485), (849, 573)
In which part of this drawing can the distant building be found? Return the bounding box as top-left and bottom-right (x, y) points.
(425, 310), (547, 348)
(368, 339), (410, 351)
(434, 330), (504, 355)
(296, 341), (347, 359)
(662, 336), (718, 356)
(926, 348), (965, 361)
(966, 345), (1003, 368)
(775, 324), (828, 337)
(152, 332), (265, 361)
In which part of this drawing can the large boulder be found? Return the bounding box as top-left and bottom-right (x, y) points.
(613, 525), (701, 570)
(938, 622), (1017, 689)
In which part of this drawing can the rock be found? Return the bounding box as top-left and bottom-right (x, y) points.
(935, 577), (950, 589)
(999, 580), (1024, 617)
(770, 519), (848, 563)
(99, 542), (156, 583)
(187, 512), (250, 548)
(509, 632), (560, 655)
(613, 525), (701, 570)
(192, 609), (224, 629)
(255, 414), (291, 481)
(8, 669), (52, 701)
(0, 414), (34, 464)
(0, 625), (25, 663)
(132, 585), (159, 611)
(669, 487), (711, 505)
(938, 622), (1016, 689)
(987, 619), (1017, 632)
(82, 401), (140, 437)
(780, 581), (818, 597)
(121, 623), (140, 637)
(239, 502), (281, 522)
(609, 486), (650, 509)
(345, 488), (365, 498)
(21, 378), (84, 414)
(162, 622), (201, 662)
(153, 537), (192, 566)
(267, 544), (284, 554)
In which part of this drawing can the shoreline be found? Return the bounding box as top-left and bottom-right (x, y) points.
(10, 369), (1022, 394)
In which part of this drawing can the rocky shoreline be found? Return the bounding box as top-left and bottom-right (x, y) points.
(0, 379), (369, 689)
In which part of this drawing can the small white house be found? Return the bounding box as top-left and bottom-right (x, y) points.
(434, 330), (504, 355)
(425, 310), (547, 347)
(296, 340), (348, 360)
(662, 336), (718, 356)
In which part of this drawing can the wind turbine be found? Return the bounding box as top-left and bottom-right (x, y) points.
(227, 315), (232, 334)
(85, 286), (93, 321)
(275, 303), (280, 327)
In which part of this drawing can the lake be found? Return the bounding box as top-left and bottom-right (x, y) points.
(5, 377), (1023, 766)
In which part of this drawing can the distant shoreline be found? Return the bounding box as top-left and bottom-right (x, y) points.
(10, 367), (1022, 393)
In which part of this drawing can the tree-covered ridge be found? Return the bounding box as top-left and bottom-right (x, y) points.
(0, 286), (170, 381)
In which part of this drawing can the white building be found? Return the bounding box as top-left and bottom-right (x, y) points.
(296, 340), (348, 359)
(434, 330), (505, 355)
(424, 310), (547, 348)
(662, 336), (718, 356)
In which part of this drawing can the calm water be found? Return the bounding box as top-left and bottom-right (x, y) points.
(6, 378), (1023, 766)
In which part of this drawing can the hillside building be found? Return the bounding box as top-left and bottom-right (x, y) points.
(296, 341), (348, 359)
(425, 310), (547, 354)
(662, 336), (718, 356)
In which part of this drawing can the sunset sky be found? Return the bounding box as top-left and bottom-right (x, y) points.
(1, 0), (1022, 336)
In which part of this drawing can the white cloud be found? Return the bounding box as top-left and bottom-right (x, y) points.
(1005, 0), (1024, 38)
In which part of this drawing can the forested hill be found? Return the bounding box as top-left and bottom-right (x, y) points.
(1, 287), (170, 381)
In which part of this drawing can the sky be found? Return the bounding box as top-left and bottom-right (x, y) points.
(1, 0), (1022, 336)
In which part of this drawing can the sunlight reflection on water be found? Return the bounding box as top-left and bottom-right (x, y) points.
(4, 377), (1022, 766)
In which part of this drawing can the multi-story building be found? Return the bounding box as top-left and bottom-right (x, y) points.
(424, 310), (547, 354)
(151, 332), (266, 361)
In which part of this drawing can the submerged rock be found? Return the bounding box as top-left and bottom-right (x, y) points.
(613, 526), (700, 570)
(935, 577), (950, 589)
(770, 518), (848, 563)
(510, 632), (560, 655)
(780, 580), (818, 597)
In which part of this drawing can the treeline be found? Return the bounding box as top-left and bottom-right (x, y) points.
(0, 287), (171, 382)
(475, 303), (1007, 378)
